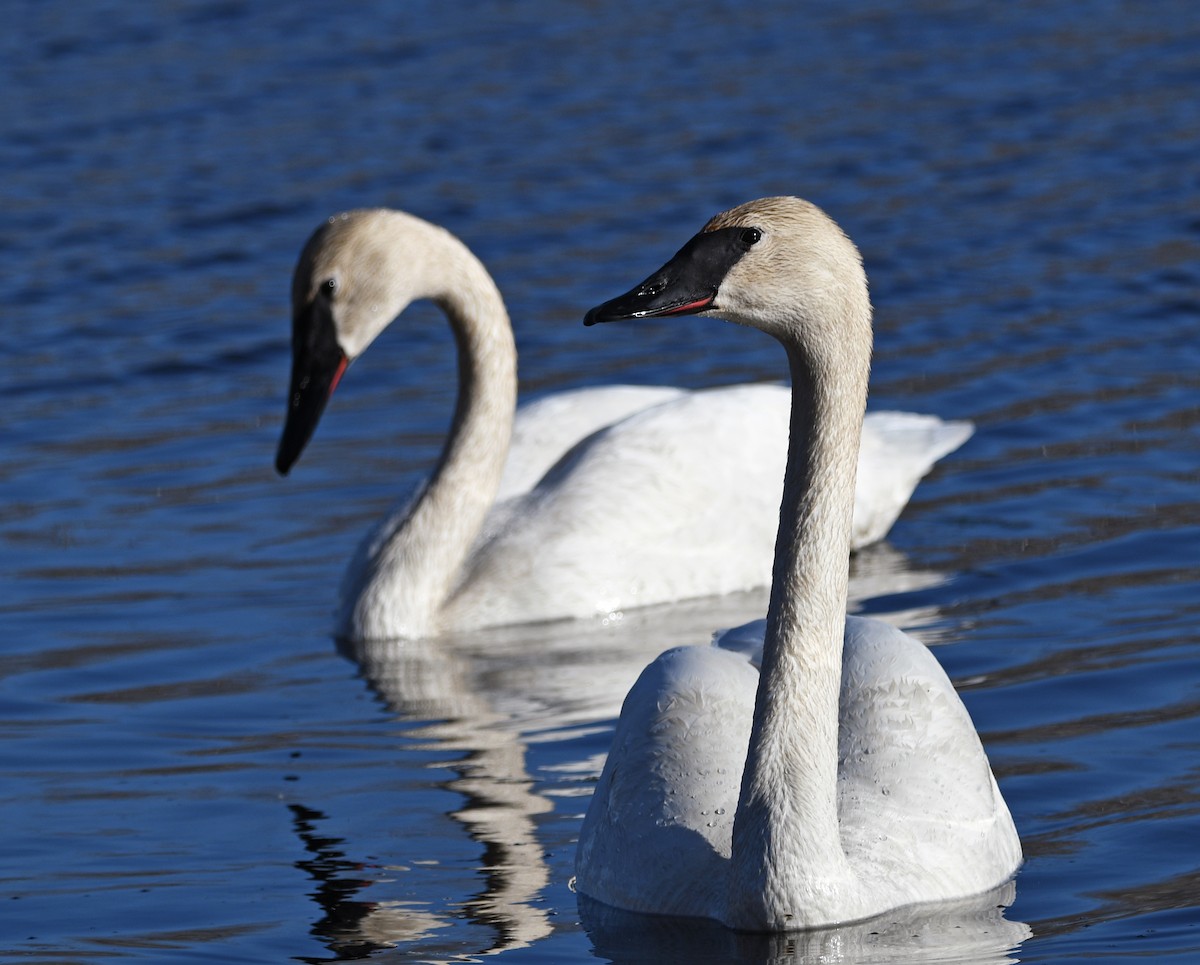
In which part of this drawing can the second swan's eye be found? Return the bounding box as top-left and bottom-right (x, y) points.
(321, 277), (338, 298)
(740, 227), (762, 246)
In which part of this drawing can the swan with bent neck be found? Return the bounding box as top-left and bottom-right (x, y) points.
(574, 197), (1021, 930)
(276, 208), (973, 642)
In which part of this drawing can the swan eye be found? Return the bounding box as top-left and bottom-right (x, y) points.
(321, 278), (338, 299)
(740, 228), (762, 247)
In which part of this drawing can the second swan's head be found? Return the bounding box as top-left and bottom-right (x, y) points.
(276, 209), (463, 475)
(583, 196), (871, 351)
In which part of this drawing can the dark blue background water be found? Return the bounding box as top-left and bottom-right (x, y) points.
(3, 1), (1198, 962)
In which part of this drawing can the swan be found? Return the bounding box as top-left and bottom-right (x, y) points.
(574, 197), (1021, 930)
(276, 208), (973, 641)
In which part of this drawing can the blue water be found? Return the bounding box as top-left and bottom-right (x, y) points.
(3, 1), (1198, 962)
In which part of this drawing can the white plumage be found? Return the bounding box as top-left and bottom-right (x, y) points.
(578, 617), (1020, 924)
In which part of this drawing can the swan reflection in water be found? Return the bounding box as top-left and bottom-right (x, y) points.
(579, 883), (1029, 965)
(289, 803), (449, 961)
(288, 543), (1027, 962)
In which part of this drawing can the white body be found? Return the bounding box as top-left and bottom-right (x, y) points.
(576, 617), (1021, 926)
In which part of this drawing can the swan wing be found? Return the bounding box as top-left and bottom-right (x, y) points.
(497, 385), (686, 501)
(853, 413), (974, 548)
(587, 617), (1021, 919)
(453, 392), (973, 630)
(501, 404), (971, 546)
(575, 642), (758, 919)
(449, 385), (789, 628)
(836, 616), (1021, 901)
(718, 615), (1022, 904)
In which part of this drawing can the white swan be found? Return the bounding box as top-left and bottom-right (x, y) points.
(276, 208), (973, 641)
(574, 197), (1021, 930)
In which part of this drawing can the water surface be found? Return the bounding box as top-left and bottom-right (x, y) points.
(3, 1), (1198, 962)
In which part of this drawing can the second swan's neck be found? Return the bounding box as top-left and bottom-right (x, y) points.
(340, 225), (517, 640)
(728, 323), (871, 929)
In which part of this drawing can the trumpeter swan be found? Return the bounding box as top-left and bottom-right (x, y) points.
(574, 197), (1020, 930)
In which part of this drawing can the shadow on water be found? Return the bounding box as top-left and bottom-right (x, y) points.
(578, 886), (1030, 965)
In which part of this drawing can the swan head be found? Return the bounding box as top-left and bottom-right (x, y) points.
(583, 197), (871, 359)
(277, 209), (450, 475)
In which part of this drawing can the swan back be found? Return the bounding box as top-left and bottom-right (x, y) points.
(495, 385), (686, 501)
(446, 384), (790, 629)
(575, 642), (758, 919)
(576, 618), (1021, 926)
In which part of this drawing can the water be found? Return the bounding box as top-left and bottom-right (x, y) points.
(2, 0), (1198, 961)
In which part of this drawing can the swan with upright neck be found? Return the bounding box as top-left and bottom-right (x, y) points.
(574, 197), (1020, 930)
(277, 208), (973, 642)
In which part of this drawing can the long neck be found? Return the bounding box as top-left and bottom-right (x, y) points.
(416, 269), (518, 600)
(728, 324), (870, 928)
(341, 230), (517, 640)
